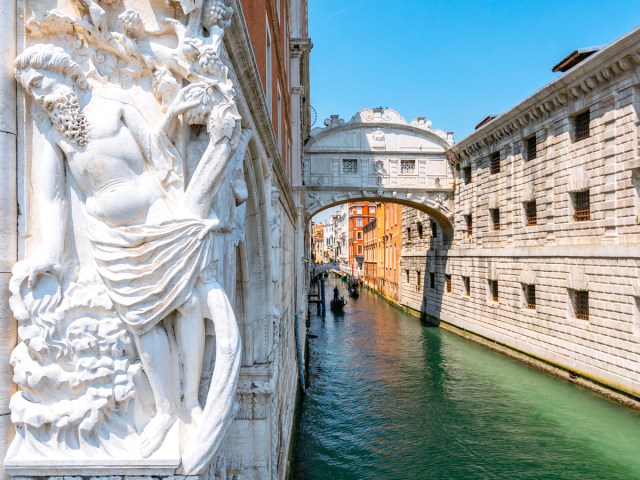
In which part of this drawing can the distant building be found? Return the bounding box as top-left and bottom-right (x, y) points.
(348, 202), (376, 274)
(311, 223), (325, 263)
(334, 204), (349, 264)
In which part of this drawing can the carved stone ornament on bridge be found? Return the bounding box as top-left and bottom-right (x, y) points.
(8, 0), (250, 476)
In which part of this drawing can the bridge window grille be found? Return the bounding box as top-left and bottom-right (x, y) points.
(463, 166), (472, 184)
(572, 290), (589, 320)
(573, 190), (590, 221)
(342, 159), (358, 174)
(490, 152), (500, 174)
(574, 110), (590, 141)
(401, 160), (416, 175)
(430, 272), (435, 289)
(463, 276), (470, 296)
(445, 274), (452, 293)
(524, 284), (536, 309)
(490, 208), (500, 230)
(465, 214), (473, 237)
(525, 201), (537, 226)
(526, 135), (537, 161)
(490, 280), (499, 302)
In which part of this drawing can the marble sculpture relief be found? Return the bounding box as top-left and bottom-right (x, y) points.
(7, 0), (249, 475)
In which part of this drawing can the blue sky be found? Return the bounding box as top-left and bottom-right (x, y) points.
(309, 1), (640, 141)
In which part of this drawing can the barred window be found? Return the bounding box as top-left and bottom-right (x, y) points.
(574, 110), (590, 141)
(417, 222), (423, 237)
(524, 284), (536, 309)
(342, 159), (358, 174)
(490, 280), (498, 302)
(573, 290), (589, 320)
(407, 227), (411, 241)
(526, 135), (537, 161)
(401, 160), (416, 174)
(573, 190), (590, 221)
(465, 214), (473, 236)
(525, 201), (537, 226)
(430, 272), (435, 289)
(445, 274), (452, 293)
(463, 276), (470, 296)
(463, 166), (472, 184)
(406, 270), (410, 283)
(490, 208), (500, 230)
(430, 220), (437, 238)
(417, 271), (421, 290)
(490, 151), (500, 174)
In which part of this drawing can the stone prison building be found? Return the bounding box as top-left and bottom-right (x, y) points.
(399, 26), (640, 404)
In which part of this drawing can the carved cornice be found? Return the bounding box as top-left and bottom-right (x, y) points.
(448, 26), (640, 164)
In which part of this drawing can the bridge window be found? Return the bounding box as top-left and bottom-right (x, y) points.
(445, 274), (452, 293)
(463, 166), (472, 184)
(526, 134), (537, 161)
(417, 221), (423, 237)
(430, 220), (437, 238)
(465, 214), (473, 237)
(524, 200), (537, 226)
(490, 208), (500, 230)
(523, 284), (536, 309)
(570, 289), (589, 320)
(574, 109), (590, 142)
(401, 160), (416, 175)
(463, 276), (470, 296)
(490, 151), (501, 174)
(342, 159), (358, 174)
(572, 190), (590, 221)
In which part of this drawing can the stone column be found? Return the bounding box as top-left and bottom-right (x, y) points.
(0, 2), (17, 479)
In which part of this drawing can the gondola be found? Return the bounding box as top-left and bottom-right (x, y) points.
(330, 296), (347, 312)
(348, 283), (359, 298)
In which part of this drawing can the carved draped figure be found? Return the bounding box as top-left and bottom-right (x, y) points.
(88, 218), (215, 335)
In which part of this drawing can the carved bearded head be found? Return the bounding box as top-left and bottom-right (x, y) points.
(15, 45), (90, 147)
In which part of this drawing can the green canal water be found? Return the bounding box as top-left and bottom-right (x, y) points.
(293, 279), (640, 480)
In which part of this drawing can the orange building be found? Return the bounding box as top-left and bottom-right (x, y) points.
(311, 223), (324, 264)
(363, 203), (403, 301)
(348, 202), (376, 274)
(363, 217), (377, 286)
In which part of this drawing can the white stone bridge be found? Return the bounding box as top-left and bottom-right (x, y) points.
(301, 108), (456, 230)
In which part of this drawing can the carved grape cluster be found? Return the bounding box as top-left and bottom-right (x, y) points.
(198, 46), (227, 77)
(202, 0), (233, 30)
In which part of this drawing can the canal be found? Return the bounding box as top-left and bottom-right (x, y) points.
(294, 277), (640, 480)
